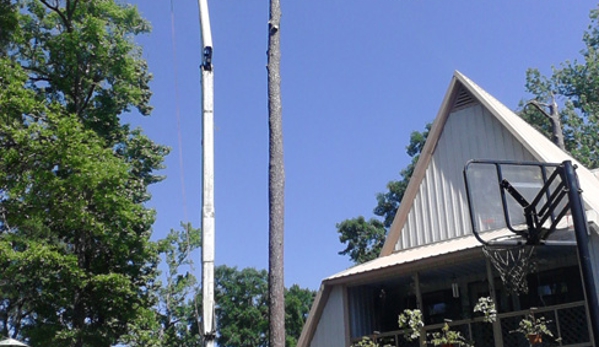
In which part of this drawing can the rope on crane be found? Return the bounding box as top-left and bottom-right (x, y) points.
(170, 0), (203, 336)
(170, 0), (189, 223)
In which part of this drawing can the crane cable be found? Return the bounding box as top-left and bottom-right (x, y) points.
(170, 0), (188, 223)
(170, 0), (203, 334)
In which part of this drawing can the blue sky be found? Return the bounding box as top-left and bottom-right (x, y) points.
(126, 0), (596, 290)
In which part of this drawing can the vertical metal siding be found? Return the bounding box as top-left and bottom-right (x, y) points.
(436, 141), (454, 240)
(396, 104), (537, 251)
(347, 286), (376, 338)
(310, 286), (347, 347)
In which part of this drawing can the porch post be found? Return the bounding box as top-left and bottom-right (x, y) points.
(485, 258), (503, 347)
(413, 271), (423, 346)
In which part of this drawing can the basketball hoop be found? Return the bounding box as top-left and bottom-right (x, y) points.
(482, 237), (536, 295)
(465, 160), (599, 345)
(463, 160), (568, 295)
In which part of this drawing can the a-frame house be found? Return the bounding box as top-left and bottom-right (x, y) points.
(298, 71), (599, 347)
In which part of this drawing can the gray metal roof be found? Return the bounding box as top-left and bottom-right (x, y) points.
(325, 228), (511, 282)
(0, 338), (29, 347)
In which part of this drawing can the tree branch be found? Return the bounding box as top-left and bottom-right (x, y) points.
(66, 0), (80, 22)
(23, 65), (51, 81)
(78, 73), (101, 116)
(39, 0), (72, 32)
(525, 99), (551, 119)
(524, 94), (565, 150)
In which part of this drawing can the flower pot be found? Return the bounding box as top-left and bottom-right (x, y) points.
(441, 344), (454, 347)
(527, 334), (542, 344)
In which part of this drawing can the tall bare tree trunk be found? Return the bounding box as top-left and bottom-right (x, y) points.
(267, 0), (285, 346)
(527, 94), (566, 150)
(547, 96), (566, 150)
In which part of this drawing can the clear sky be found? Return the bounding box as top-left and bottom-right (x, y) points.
(125, 0), (596, 290)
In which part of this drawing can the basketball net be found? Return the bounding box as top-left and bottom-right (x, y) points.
(483, 244), (536, 295)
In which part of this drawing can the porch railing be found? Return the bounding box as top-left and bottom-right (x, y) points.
(358, 301), (591, 347)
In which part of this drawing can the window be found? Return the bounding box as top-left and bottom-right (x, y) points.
(528, 266), (584, 306)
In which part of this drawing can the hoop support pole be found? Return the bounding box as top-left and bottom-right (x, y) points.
(563, 160), (599, 346)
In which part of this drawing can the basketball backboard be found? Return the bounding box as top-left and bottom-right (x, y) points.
(465, 160), (599, 338)
(463, 160), (571, 246)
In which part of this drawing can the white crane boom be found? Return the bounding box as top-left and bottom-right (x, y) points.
(197, 0), (215, 346)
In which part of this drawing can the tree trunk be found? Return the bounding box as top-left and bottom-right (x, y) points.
(548, 97), (566, 150)
(527, 96), (565, 150)
(267, 0), (285, 346)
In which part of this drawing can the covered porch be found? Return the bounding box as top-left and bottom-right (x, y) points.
(341, 237), (591, 347)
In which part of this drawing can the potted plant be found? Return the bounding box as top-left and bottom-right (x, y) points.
(510, 312), (560, 345)
(428, 322), (473, 347)
(397, 308), (475, 347)
(473, 296), (497, 323)
(397, 309), (424, 341)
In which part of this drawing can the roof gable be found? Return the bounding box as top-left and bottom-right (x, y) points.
(381, 71), (599, 255)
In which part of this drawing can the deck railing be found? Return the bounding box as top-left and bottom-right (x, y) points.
(355, 301), (591, 347)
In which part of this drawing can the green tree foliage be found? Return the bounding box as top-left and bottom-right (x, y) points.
(373, 125), (430, 228)
(0, 0), (17, 53)
(522, 6), (599, 169)
(337, 217), (386, 265)
(0, 59), (161, 346)
(215, 266), (315, 347)
(122, 244), (315, 347)
(0, 1), (168, 346)
(337, 124), (430, 264)
(216, 266), (269, 347)
(285, 284), (315, 347)
(12, 0), (153, 133)
(121, 224), (202, 347)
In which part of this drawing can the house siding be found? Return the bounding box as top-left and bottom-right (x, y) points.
(395, 104), (536, 251)
(309, 286), (347, 347)
(347, 286), (376, 339)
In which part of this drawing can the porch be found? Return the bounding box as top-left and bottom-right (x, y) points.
(347, 243), (593, 347)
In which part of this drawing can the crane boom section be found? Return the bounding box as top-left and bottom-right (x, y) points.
(198, 0), (215, 346)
